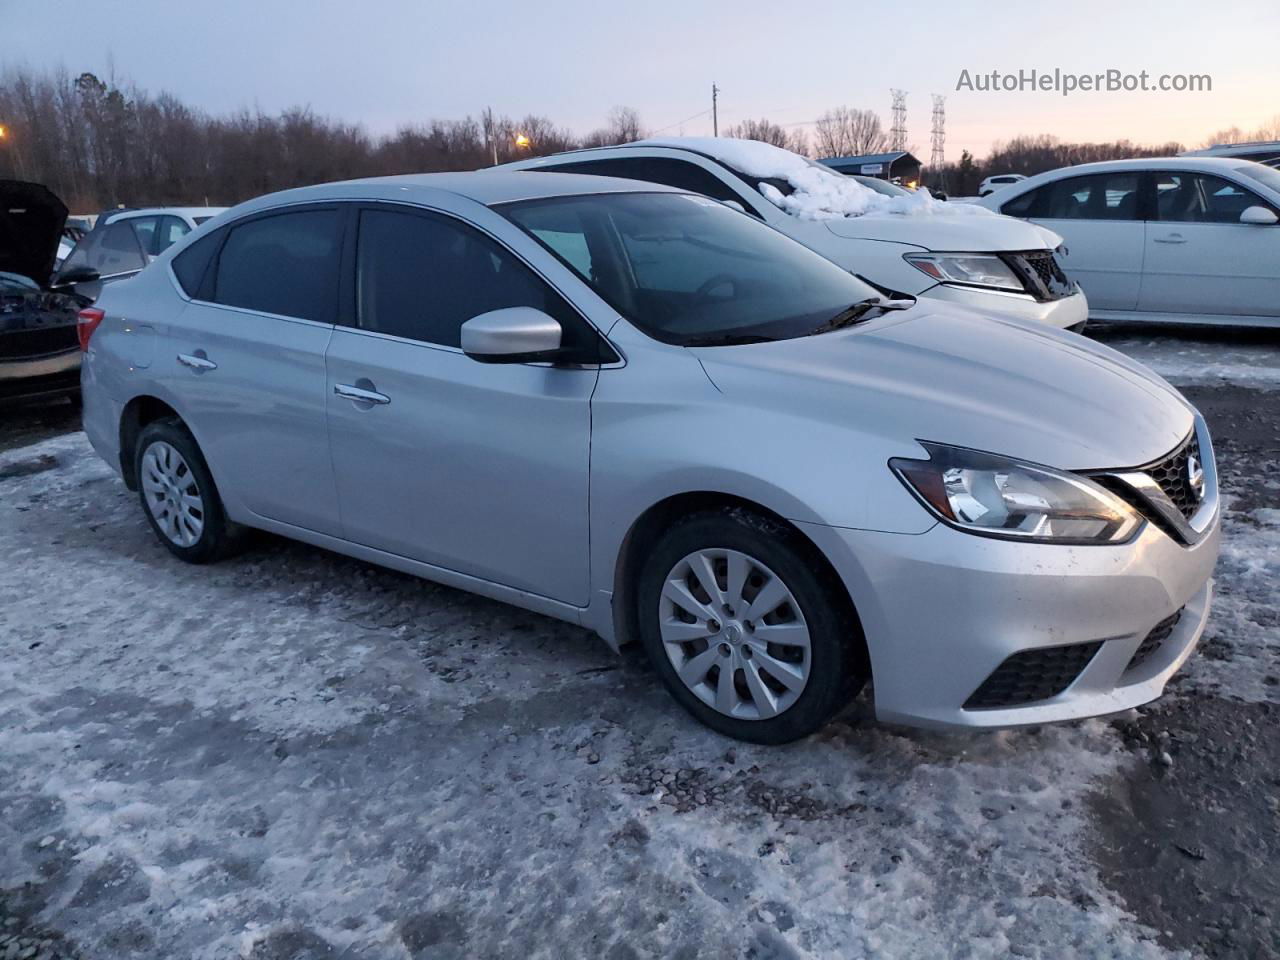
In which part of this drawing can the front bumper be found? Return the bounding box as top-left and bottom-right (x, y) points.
(799, 507), (1220, 730)
(0, 349), (81, 405)
(921, 283), (1089, 331)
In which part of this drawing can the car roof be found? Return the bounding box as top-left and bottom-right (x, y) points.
(105, 206), (227, 221)
(229, 171), (684, 217)
(1021, 156), (1259, 178)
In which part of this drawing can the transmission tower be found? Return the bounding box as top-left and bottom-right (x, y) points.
(889, 89), (908, 152)
(930, 94), (946, 186)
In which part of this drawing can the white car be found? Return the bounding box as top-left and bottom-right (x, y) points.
(504, 139), (1088, 331)
(57, 207), (226, 288)
(980, 157), (1280, 327)
(1181, 141), (1280, 169)
(978, 174), (1027, 197)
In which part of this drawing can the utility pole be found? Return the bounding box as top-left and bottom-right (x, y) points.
(712, 83), (719, 137)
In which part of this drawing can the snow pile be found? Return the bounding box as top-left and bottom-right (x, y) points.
(638, 137), (996, 221)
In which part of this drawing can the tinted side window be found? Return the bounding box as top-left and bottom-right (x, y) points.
(356, 207), (604, 358)
(1000, 188), (1041, 218)
(212, 209), (341, 322)
(96, 222), (147, 275)
(172, 229), (224, 298)
(155, 215), (191, 253)
(128, 217), (160, 257)
(1154, 172), (1272, 223)
(59, 230), (102, 275)
(541, 157), (747, 206)
(1039, 173), (1141, 220)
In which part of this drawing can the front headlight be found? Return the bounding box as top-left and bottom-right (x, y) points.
(903, 253), (1023, 292)
(890, 443), (1141, 544)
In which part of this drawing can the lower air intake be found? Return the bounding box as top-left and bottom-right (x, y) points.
(964, 641), (1103, 710)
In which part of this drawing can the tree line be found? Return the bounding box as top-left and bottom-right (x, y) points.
(2, 66), (1271, 210)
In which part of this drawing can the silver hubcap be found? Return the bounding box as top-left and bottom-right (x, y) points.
(659, 548), (810, 720)
(140, 441), (205, 547)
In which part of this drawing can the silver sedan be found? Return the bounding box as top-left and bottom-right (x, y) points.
(79, 171), (1219, 742)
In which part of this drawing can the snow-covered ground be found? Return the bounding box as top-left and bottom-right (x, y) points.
(0, 335), (1276, 959)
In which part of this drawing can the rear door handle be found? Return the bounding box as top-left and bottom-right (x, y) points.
(334, 383), (391, 405)
(177, 352), (217, 371)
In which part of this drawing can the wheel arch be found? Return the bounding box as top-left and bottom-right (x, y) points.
(610, 491), (867, 670)
(118, 394), (184, 489)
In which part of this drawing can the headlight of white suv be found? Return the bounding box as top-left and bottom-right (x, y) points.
(903, 253), (1024, 293)
(890, 443), (1141, 544)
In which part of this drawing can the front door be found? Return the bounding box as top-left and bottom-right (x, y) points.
(325, 205), (598, 605)
(1017, 171), (1146, 310)
(1138, 171), (1280, 317)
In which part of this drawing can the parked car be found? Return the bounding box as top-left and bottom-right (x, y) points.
(978, 174), (1027, 196)
(56, 206), (225, 299)
(81, 172), (1219, 742)
(0, 180), (90, 406)
(979, 157), (1280, 327)
(1181, 141), (1280, 168)
(502, 139), (1088, 331)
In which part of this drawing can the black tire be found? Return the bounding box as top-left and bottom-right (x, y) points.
(134, 418), (242, 564)
(637, 508), (868, 744)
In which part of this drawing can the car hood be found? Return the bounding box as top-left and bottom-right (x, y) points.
(824, 212), (1062, 252)
(0, 180), (69, 287)
(695, 307), (1193, 471)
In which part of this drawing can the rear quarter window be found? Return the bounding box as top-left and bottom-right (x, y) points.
(171, 229), (224, 298)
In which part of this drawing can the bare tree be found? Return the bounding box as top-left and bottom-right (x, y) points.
(722, 118), (809, 155)
(583, 105), (646, 147)
(813, 106), (889, 158)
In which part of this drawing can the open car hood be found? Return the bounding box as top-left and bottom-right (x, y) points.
(0, 180), (69, 286)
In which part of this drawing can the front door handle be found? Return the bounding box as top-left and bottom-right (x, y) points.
(1152, 234), (1187, 244)
(177, 352), (217, 371)
(334, 383), (391, 405)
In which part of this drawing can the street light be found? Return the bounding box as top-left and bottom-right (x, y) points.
(514, 133), (530, 149)
(0, 124), (8, 139)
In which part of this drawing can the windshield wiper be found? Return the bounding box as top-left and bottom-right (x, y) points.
(807, 297), (911, 337)
(683, 333), (777, 347)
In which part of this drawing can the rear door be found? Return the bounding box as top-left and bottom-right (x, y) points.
(324, 203), (600, 604)
(1002, 171), (1145, 309)
(1138, 171), (1280, 317)
(165, 205), (345, 534)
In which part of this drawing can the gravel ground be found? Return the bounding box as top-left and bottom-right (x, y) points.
(0, 327), (1276, 959)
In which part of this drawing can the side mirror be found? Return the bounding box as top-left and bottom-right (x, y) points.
(461, 307), (563, 364)
(1240, 205), (1278, 225)
(53, 266), (101, 286)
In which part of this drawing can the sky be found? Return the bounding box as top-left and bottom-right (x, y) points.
(4, 0), (1278, 160)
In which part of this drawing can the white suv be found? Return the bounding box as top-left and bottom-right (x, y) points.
(504, 140), (1087, 330)
(978, 174), (1027, 196)
(56, 207), (225, 292)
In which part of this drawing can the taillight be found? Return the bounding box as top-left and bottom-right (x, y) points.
(77, 307), (105, 351)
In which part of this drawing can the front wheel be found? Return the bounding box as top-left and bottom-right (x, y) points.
(637, 509), (867, 744)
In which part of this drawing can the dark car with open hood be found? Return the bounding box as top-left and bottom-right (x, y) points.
(1, 180), (95, 407)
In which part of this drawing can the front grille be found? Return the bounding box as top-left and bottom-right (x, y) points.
(964, 641), (1103, 710)
(1125, 607), (1184, 673)
(0, 324), (79, 361)
(1003, 250), (1074, 302)
(1146, 432), (1202, 520)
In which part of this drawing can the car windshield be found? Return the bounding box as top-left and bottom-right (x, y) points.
(500, 192), (882, 346)
(1233, 162), (1280, 195)
(852, 176), (912, 197)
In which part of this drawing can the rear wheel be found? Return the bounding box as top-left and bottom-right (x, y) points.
(135, 419), (241, 563)
(637, 509), (866, 744)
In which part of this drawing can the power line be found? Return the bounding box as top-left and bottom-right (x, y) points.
(650, 107), (713, 135)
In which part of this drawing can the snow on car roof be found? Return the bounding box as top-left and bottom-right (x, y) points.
(634, 137), (993, 221)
